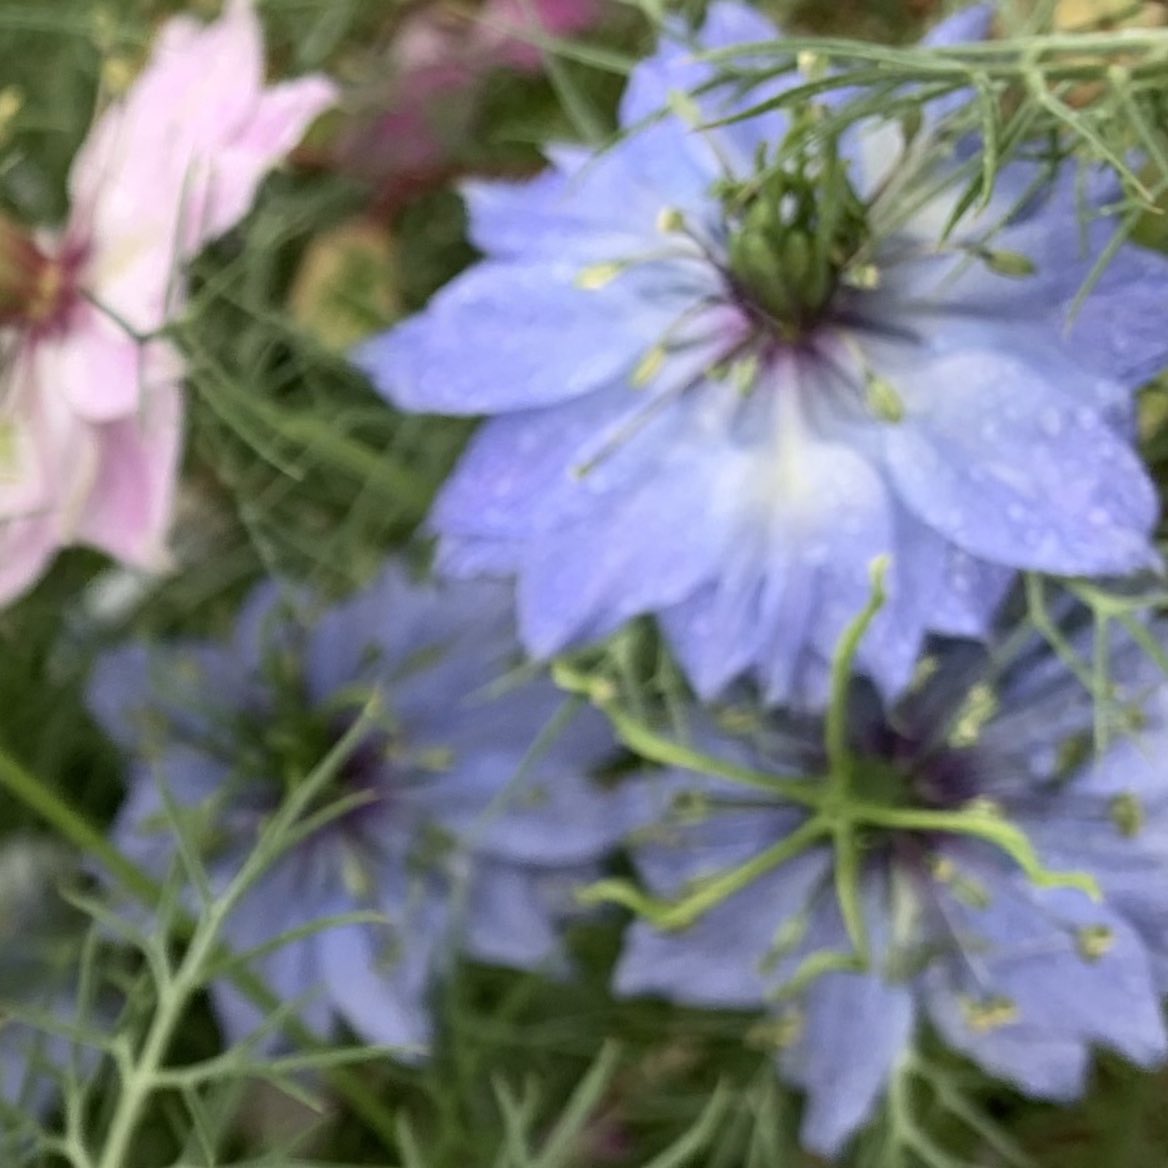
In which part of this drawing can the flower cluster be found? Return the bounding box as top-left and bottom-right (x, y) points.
(6, 0), (1168, 1162)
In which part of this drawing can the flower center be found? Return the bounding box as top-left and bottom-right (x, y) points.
(0, 214), (76, 329)
(722, 141), (870, 343)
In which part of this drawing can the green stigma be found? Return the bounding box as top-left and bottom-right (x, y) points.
(723, 138), (869, 343)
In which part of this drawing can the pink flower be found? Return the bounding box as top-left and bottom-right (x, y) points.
(333, 0), (601, 209)
(0, 0), (336, 605)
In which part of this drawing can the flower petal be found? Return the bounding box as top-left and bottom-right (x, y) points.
(75, 352), (182, 567)
(356, 261), (682, 414)
(879, 346), (1158, 574)
(316, 886), (442, 1056)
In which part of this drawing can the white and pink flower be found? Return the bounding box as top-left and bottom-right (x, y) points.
(0, 0), (336, 605)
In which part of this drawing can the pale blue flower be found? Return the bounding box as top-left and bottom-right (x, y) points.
(89, 565), (629, 1056)
(615, 626), (1168, 1156)
(357, 2), (1167, 708)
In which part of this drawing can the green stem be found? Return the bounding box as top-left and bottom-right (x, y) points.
(0, 747), (155, 902)
(553, 662), (824, 807)
(581, 816), (831, 930)
(824, 555), (889, 794)
(855, 802), (1099, 898)
(832, 823), (869, 963)
(0, 741), (401, 1149)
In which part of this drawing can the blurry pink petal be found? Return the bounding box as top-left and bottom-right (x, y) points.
(75, 349), (183, 569)
(478, 0), (601, 71)
(0, 348), (96, 525)
(188, 76), (340, 248)
(69, 0), (336, 332)
(334, 0), (601, 205)
(34, 306), (146, 423)
(0, 516), (59, 607)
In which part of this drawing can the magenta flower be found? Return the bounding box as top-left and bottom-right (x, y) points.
(0, 0), (336, 605)
(333, 0), (601, 209)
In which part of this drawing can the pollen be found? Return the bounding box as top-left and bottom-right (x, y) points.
(632, 345), (667, 388)
(948, 684), (1000, 749)
(576, 262), (623, 290)
(865, 374), (906, 425)
(1076, 924), (1115, 962)
(961, 995), (1020, 1033)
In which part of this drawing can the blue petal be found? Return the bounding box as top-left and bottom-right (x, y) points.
(514, 446), (744, 657)
(922, 855), (1167, 1093)
(615, 3), (792, 214)
(1017, 713), (1168, 982)
(462, 147), (661, 263)
(316, 891), (441, 1057)
(355, 261), (681, 415)
(660, 417), (910, 705)
(409, 697), (627, 866)
(305, 563), (516, 707)
(922, 4), (995, 47)
(783, 972), (915, 1157)
(878, 345), (1158, 574)
(779, 875), (917, 1157)
(431, 383), (665, 541)
(111, 746), (234, 879)
(461, 860), (594, 971)
(615, 851), (830, 1009)
(436, 534), (522, 579)
(997, 172), (1168, 389)
(213, 860), (337, 1048)
(87, 641), (250, 748)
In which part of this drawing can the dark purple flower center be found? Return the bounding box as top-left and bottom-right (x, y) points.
(861, 723), (986, 811)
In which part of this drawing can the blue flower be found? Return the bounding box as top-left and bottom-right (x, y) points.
(613, 627), (1168, 1157)
(88, 565), (630, 1056)
(357, 1), (1168, 709)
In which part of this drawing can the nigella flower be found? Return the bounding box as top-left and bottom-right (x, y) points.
(87, 565), (630, 1054)
(612, 620), (1168, 1157)
(357, 1), (1168, 708)
(0, 0), (335, 606)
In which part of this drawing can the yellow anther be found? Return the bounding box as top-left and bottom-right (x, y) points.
(845, 263), (881, 290)
(1076, 924), (1114, 962)
(961, 995), (1019, 1033)
(632, 345), (667, 388)
(796, 50), (827, 80)
(576, 262), (623, 290)
(948, 683), (999, 748)
(865, 374), (905, 424)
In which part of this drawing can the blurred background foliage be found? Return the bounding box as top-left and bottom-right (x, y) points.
(3, 0), (1168, 1164)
